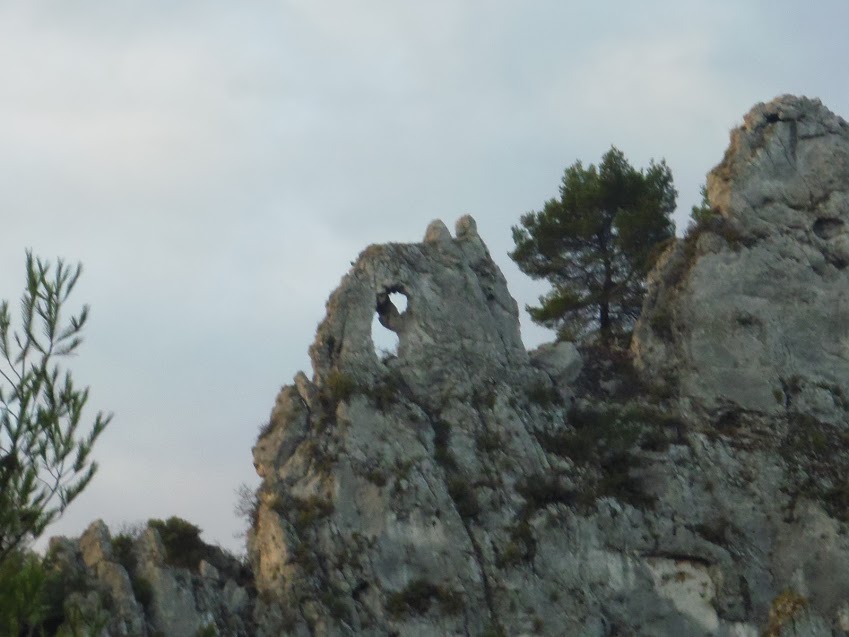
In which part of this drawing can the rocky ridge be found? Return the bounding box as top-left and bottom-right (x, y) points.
(50, 95), (849, 636)
(45, 518), (254, 636)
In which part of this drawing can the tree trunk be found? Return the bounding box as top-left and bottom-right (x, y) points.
(599, 227), (613, 342)
(599, 301), (610, 340)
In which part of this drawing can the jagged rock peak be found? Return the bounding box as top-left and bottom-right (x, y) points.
(709, 95), (849, 244)
(248, 164), (849, 635)
(306, 215), (528, 394)
(47, 519), (254, 636)
(249, 217), (582, 636)
(633, 95), (849, 423)
(423, 219), (451, 243)
(455, 213), (479, 239)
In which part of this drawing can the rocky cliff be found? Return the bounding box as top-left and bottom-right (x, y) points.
(51, 95), (849, 637)
(634, 95), (849, 425)
(45, 518), (255, 636)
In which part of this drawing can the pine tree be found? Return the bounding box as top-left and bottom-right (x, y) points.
(688, 183), (719, 229)
(510, 147), (676, 342)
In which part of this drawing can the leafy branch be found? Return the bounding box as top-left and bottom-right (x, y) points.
(0, 251), (111, 565)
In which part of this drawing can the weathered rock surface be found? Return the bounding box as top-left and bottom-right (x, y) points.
(46, 96), (849, 637)
(633, 95), (849, 425)
(48, 519), (254, 636)
(250, 216), (561, 636)
(248, 138), (849, 637)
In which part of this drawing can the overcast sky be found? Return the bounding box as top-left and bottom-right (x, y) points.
(3, 2), (848, 553)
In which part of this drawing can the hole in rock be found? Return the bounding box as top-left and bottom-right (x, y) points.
(388, 291), (408, 315)
(372, 289), (408, 359)
(813, 217), (845, 240)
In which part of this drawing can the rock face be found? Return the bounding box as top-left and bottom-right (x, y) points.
(46, 96), (849, 637)
(634, 95), (849, 425)
(48, 519), (254, 636)
(248, 153), (849, 637)
(250, 216), (569, 636)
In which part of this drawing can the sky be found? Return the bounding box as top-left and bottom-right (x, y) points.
(2, 1), (848, 553)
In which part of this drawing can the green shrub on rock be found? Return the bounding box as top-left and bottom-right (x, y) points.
(148, 516), (208, 571)
(386, 578), (463, 618)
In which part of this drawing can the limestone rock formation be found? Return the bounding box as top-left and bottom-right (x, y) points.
(43, 96), (849, 637)
(248, 190), (849, 636)
(633, 95), (849, 425)
(250, 216), (564, 636)
(48, 519), (254, 636)
(251, 97), (849, 632)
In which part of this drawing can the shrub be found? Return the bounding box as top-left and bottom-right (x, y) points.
(649, 305), (675, 339)
(363, 468), (388, 487)
(109, 527), (157, 612)
(472, 386), (497, 410)
(320, 586), (351, 623)
(597, 450), (655, 508)
(476, 430), (503, 454)
(131, 575), (154, 610)
(480, 624), (507, 637)
(779, 412), (849, 522)
(233, 483), (260, 539)
(257, 419), (275, 437)
(527, 382), (561, 407)
(111, 533), (137, 572)
(534, 405), (659, 509)
(639, 427), (670, 452)
(196, 623), (218, 637)
(496, 542), (525, 569)
(6, 547), (105, 636)
(573, 344), (644, 400)
(666, 212), (747, 290)
(39, 553), (94, 634)
(59, 592), (110, 637)
(385, 579), (462, 618)
(447, 476), (480, 520)
(693, 516), (733, 547)
(517, 475), (578, 511)
(431, 420), (456, 470)
(366, 371), (405, 411)
(291, 497), (334, 533)
(496, 520), (535, 568)
(300, 440), (337, 473)
(764, 590), (808, 637)
(0, 550), (50, 635)
(290, 541), (319, 573)
(148, 517), (208, 571)
(324, 370), (356, 402)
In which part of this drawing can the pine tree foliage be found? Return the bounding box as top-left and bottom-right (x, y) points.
(0, 252), (111, 565)
(689, 183), (717, 227)
(510, 147), (676, 342)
